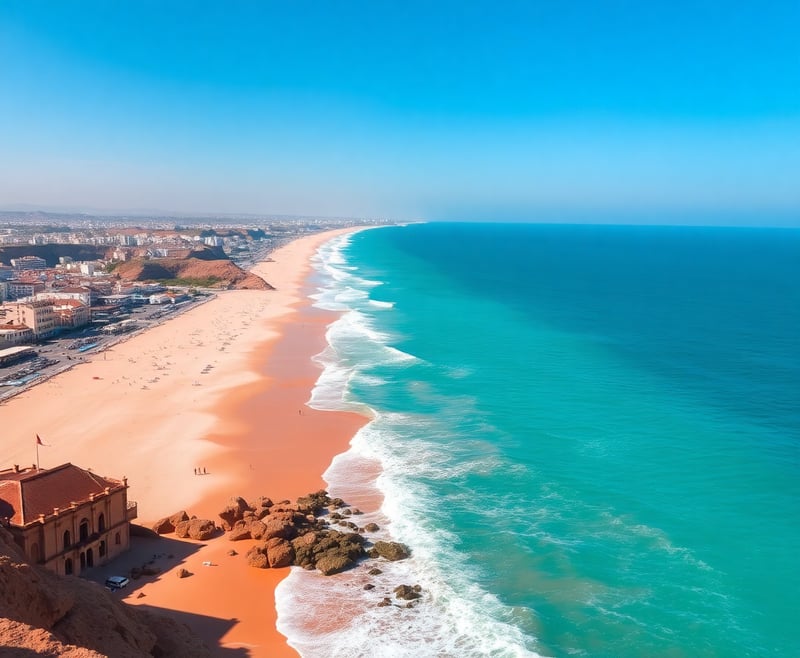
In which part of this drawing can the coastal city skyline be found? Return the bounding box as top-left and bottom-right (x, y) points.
(2, 2), (799, 225)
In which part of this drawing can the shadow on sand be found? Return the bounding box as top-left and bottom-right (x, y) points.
(82, 531), (250, 657)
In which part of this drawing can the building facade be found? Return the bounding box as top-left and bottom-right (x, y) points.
(39, 287), (92, 306)
(0, 300), (57, 339)
(0, 463), (137, 576)
(0, 323), (35, 347)
(5, 282), (45, 301)
(52, 300), (91, 329)
(10, 256), (47, 271)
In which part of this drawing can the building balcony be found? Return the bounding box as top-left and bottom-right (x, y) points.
(126, 500), (138, 520)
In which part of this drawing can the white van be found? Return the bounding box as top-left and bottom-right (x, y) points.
(105, 576), (130, 590)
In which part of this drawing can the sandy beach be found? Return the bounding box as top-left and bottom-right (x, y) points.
(0, 227), (370, 656)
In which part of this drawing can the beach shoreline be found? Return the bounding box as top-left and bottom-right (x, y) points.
(0, 226), (371, 656)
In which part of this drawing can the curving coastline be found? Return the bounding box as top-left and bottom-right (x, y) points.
(0, 226), (371, 656)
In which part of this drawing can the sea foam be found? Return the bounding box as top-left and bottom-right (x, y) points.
(276, 229), (545, 657)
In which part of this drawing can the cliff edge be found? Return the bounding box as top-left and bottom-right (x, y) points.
(0, 525), (211, 657)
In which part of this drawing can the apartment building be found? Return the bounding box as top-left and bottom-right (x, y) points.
(0, 300), (58, 339)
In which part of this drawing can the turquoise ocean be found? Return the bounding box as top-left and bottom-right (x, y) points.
(276, 222), (800, 657)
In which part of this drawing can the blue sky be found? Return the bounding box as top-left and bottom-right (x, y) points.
(1, 1), (799, 224)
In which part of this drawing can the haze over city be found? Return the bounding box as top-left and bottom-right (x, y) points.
(1, 2), (799, 225)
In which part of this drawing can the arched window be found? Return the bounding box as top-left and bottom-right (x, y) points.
(63, 530), (71, 549)
(79, 518), (89, 542)
(86, 548), (94, 568)
(98, 513), (106, 533)
(99, 540), (106, 557)
(114, 532), (121, 545)
(79, 552), (86, 570)
(64, 558), (73, 575)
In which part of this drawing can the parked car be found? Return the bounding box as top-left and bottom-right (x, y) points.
(105, 576), (130, 590)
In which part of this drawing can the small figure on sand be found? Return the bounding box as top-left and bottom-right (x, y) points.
(193, 467), (197, 475)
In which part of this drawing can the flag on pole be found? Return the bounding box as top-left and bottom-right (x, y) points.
(35, 434), (49, 471)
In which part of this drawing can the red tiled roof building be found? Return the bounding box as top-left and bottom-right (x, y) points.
(0, 463), (137, 576)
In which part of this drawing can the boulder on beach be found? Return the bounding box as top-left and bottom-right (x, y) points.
(262, 516), (297, 541)
(227, 527), (252, 542)
(315, 553), (353, 576)
(250, 496), (274, 518)
(245, 545), (269, 569)
(174, 518), (217, 541)
(370, 541), (410, 561)
(218, 496), (253, 530)
(247, 519), (267, 540)
(152, 510), (190, 535)
(267, 539), (295, 568)
(296, 490), (331, 515)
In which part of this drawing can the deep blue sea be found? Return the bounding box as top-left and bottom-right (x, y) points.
(276, 222), (800, 658)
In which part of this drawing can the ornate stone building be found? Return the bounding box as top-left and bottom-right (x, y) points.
(0, 463), (137, 576)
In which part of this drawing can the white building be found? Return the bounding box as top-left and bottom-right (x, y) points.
(10, 256), (47, 271)
(36, 287), (92, 306)
(0, 324), (35, 347)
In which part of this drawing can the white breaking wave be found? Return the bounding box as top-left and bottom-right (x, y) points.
(277, 228), (545, 658)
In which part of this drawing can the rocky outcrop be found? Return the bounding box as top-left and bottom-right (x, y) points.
(217, 490), (412, 578)
(0, 525), (210, 656)
(163, 491), (412, 580)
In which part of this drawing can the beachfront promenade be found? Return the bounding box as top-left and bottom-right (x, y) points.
(0, 293), (214, 402)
